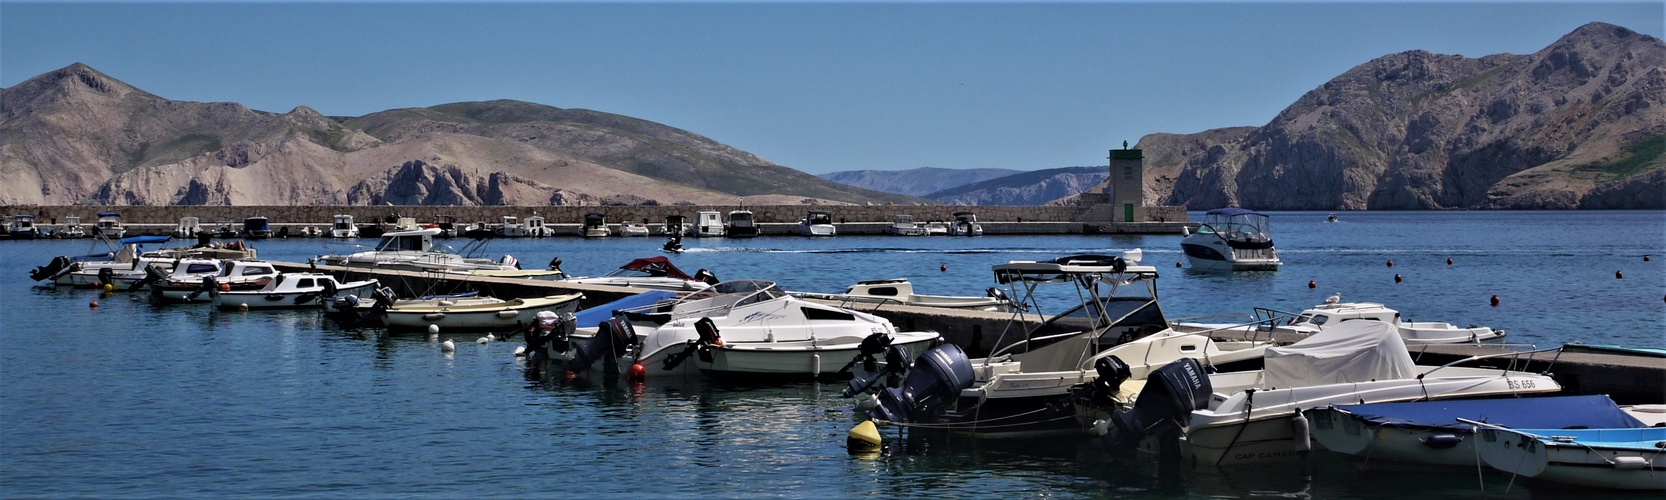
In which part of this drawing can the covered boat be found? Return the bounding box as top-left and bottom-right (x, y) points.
(1474, 424), (1666, 490)
(1309, 395), (1646, 467)
(94, 212), (125, 239)
(582, 213), (608, 238)
(696, 211), (725, 237)
(889, 215), (925, 236)
(242, 217), (273, 239)
(1179, 299), (1505, 344)
(725, 210), (756, 238)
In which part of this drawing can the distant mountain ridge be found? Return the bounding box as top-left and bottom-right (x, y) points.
(928, 167), (1107, 206)
(0, 64), (926, 206)
(817, 167), (1020, 197)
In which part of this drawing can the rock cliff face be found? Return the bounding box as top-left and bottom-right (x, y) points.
(0, 65), (922, 206)
(1159, 22), (1665, 209)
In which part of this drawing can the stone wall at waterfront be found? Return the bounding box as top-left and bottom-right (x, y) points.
(8, 204), (1162, 225)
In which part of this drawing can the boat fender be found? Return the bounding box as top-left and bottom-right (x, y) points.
(1291, 410), (1311, 453)
(1613, 456), (1648, 469)
(813, 353), (821, 377)
(497, 310), (519, 319)
(423, 312), (446, 321)
(265, 294), (285, 301)
(438, 300), (454, 307)
(1419, 434), (1464, 449)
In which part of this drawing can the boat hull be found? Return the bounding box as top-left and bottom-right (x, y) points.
(1478, 427), (1666, 490)
(382, 294), (582, 332)
(212, 281), (377, 309)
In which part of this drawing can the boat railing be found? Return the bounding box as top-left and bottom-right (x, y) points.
(1409, 342), (1540, 362)
(1419, 345), (1565, 378)
(1172, 314), (1295, 344)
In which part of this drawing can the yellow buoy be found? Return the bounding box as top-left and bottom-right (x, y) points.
(847, 420), (882, 455)
(239, 302), (249, 312)
(103, 283), (115, 293)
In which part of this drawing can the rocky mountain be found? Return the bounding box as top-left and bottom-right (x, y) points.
(0, 64), (924, 206)
(927, 167), (1106, 206)
(1151, 22), (1665, 210)
(818, 167), (1020, 197)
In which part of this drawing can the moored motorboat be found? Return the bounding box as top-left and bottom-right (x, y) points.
(923, 220), (949, 236)
(799, 210), (836, 236)
(889, 215), (925, 236)
(565, 257), (718, 291)
(242, 217), (273, 239)
(172, 216), (200, 238)
(948, 212), (982, 236)
(696, 211), (725, 237)
(1473, 422), (1666, 490)
(662, 214), (689, 237)
(330, 214), (359, 238)
(94, 212), (126, 239)
(381, 293), (583, 332)
(619, 221), (650, 237)
(211, 272), (378, 309)
(797, 278), (1014, 312)
(1177, 298), (1506, 344)
(1180, 208), (1281, 271)
(726, 210), (757, 238)
(149, 259), (280, 303)
(9, 214), (42, 239)
(1307, 395), (1647, 467)
(495, 216), (527, 237)
(582, 213), (608, 238)
(525, 216), (549, 237)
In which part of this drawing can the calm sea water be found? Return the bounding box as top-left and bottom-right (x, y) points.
(2, 211), (1662, 498)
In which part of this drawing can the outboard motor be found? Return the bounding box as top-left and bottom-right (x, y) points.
(548, 257), (564, 272)
(1099, 358), (1211, 452)
(568, 315), (638, 375)
(29, 256), (73, 282)
(828, 332), (894, 383)
(525, 312), (578, 378)
(131, 263), (169, 291)
(868, 344), (976, 423)
(97, 267), (115, 288)
(196, 232), (213, 248)
(843, 344), (910, 397)
(694, 269), (719, 286)
(1073, 356), (1134, 410)
(185, 275), (218, 301)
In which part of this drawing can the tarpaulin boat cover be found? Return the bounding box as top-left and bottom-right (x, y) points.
(575, 290), (679, 329)
(121, 235), (172, 245)
(1334, 395), (1646, 432)
(1264, 320), (1414, 388)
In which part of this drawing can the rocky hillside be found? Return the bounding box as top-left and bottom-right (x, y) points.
(0, 64), (924, 206)
(928, 167), (1106, 206)
(818, 167), (1020, 197)
(1155, 22), (1665, 210)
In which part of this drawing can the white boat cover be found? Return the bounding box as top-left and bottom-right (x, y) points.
(1263, 320), (1415, 388)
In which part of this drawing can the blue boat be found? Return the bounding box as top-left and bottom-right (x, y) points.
(1473, 424), (1666, 490)
(1308, 395), (1647, 466)
(243, 217), (272, 239)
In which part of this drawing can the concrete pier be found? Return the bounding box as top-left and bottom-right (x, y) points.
(272, 260), (1665, 405)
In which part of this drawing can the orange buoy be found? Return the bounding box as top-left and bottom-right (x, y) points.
(89, 300), (99, 308)
(1394, 274), (1403, 283)
(1490, 295), (1501, 307)
(1308, 280), (1317, 289)
(1644, 255), (1651, 262)
(564, 370), (577, 380)
(940, 264), (947, 272)
(218, 283), (230, 292)
(1386, 260), (1394, 267)
(1616, 270), (1623, 279)
(628, 363), (647, 380)
(1446, 258), (1453, 265)
(1176, 262), (1183, 268)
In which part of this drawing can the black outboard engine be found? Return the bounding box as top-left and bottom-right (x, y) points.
(868, 344), (976, 423)
(97, 267), (115, 288)
(1073, 356), (1134, 410)
(827, 332), (894, 383)
(568, 316), (638, 375)
(197, 232), (213, 248)
(1099, 358), (1211, 452)
(693, 269), (719, 286)
(132, 263), (169, 291)
(185, 275), (218, 301)
(548, 257), (564, 272)
(524, 312), (577, 378)
(29, 256), (73, 282)
(843, 344), (911, 397)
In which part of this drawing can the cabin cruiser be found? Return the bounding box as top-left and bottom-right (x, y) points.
(1181, 208), (1281, 271)
(1177, 298), (1505, 344)
(696, 211), (725, 237)
(525, 216), (549, 237)
(330, 215), (359, 238)
(562, 279), (941, 380)
(242, 217), (273, 239)
(949, 212), (983, 236)
(662, 215), (689, 236)
(94, 212), (125, 239)
(565, 257), (718, 291)
(60, 216), (86, 239)
(798, 210), (835, 236)
(148, 259), (280, 303)
(211, 272), (377, 310)
(317, 227), (519, 273)
(846, 252), (1275, 437)
(889, 215), (925, 236)
(8, 215), (42, 239)
(798, 278), (1013, 312)
(619, 221), (650, 237)
(923, 220), (949, 236)
(1086, 321), (1560, 466)
(496, 216), (528, 237)
(582, 213), (608, 238)
(726, 210), (757, 238)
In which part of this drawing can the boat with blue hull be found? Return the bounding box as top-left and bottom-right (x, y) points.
(1309, 395), (1648, 467)
(1471, 422), (1666, 490)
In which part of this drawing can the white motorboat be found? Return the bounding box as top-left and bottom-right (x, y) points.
(582, 213), (608, 238)
(330, 215), (359, 238)
(850, 252), (1275, 438)
(496, 216), (528, 237)
(172, 216), (200, 238)
(1179, 298), (1505, 344)
(211, 272), (378, 310)
(94, 212), (125, 239)
(798, 210), (835, 236)
(1180, 208), (1281, 271)
(923, 220), (949, 236)
(565, 257), (717, 291)
(568, 279), (940, 380)
(1307, 395), (1648, 468)
(525, 216), (550, 237)
(889, 215), (926, 236)
(60, 216), (86, 239)
(662, 215), (689, 237)
(242, 217), (273, 239)
(797, 278), (1013, 312)
(381, 293), (583, 332)
(726, 210), (757, 238)
(1091, 321), (1561, 466)
(9, 214), (42, 239)
(695, 211), (725, 237)
(1473, 424), (1666, 490)
(619, 222), (650, 237)
(431, 214), (459, 238)
(317, 227), (517, 273)
(148, 259), (281, 303)
(948, 212), (983, 236)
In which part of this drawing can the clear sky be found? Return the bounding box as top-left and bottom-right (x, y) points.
(2, 2), (1661, 174)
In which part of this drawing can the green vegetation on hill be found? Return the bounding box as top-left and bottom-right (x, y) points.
(1576, 134), (1666, 181)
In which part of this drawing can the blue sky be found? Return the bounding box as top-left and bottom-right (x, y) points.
(2, 2), (1661, 174)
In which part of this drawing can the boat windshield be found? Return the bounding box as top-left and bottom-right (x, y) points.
(1201, 210), (1272, 237)
(376, 234), (429, 252)
(677, 280), (783, 306)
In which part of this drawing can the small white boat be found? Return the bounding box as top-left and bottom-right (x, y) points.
(94, 212), (126, 239)
(242, 217), (273, 239)
(211, 272), (378, 309)
(1474, 423), (1666, 490)
(9, 214), (42, 239)
(798, 278), (1012, 312)
(726, 210), (757, 238)
(923, 220), (949, 236)
(565, 257), (717, 291)
(619, 221), (650, 237)
(150, 259), (280, 303)
(525, 216), (549, 237)
(582, 213), (608, 238)
(798, 210), (835, 236)
(695, 211), (725, 237)
(496, 216), (528, 237)
(889, 215), (926, 236)
(60, 216), (86, 239)
(1180, 208), (1281, 271)
(1308, 395), (1648, 467)
(662, 215), (689, 237)
(948, 212), (983, 236)
(1179, 299), (1505, 345)
(318, 228), (517, 273)
(382, 293), (583, 332)
(330, 214), (359, 238)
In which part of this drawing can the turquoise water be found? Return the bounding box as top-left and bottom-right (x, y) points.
(2, 211), (1662, 498)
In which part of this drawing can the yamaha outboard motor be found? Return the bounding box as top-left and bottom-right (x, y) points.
(869, 344), (976, 423)
(843, 343), (910, 397)
(1074, 356), (1134, 410)
(1100, 358), (1211, 451)
(29, 256), (73, 282)
(185, 275), (218, 302)
(694, 269), (719, 286)
(568, 316), (638, 375)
